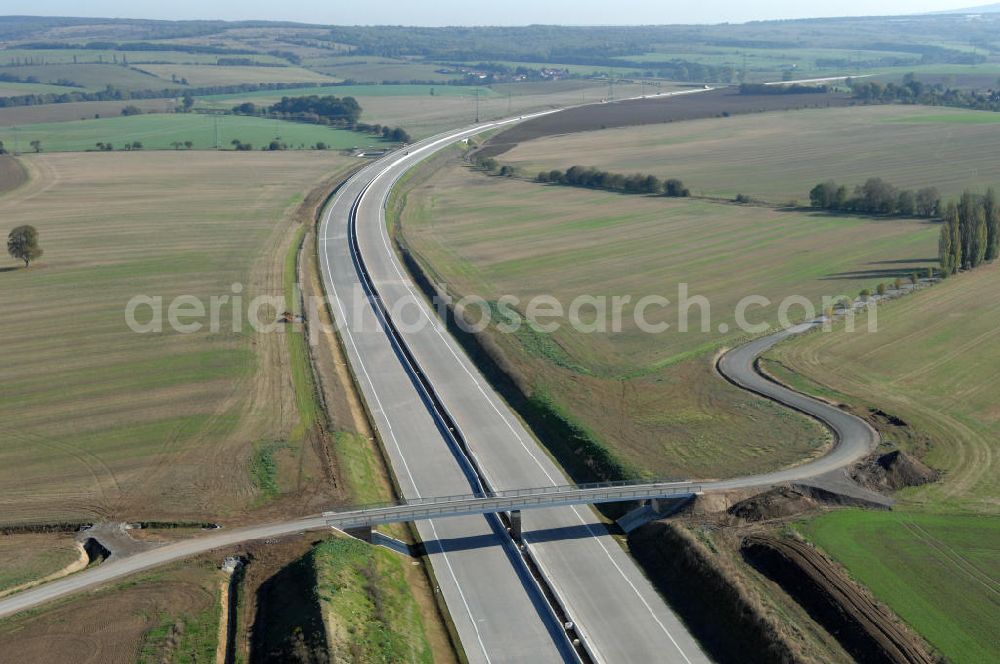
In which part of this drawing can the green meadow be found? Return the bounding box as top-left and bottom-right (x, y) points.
(0, 113), (372, 152)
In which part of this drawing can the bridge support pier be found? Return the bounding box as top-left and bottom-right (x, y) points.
(650, 498), (668, 515)
(344, 525), (373, 543)
(509, 510), (522, 541)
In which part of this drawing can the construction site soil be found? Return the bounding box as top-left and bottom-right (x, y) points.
(479, 88), (854, 158)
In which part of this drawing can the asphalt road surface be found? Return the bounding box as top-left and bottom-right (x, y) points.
(0, 92), (878, 664)
(334, 116), (710, 663)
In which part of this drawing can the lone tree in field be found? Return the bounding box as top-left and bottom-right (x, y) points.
(7, 225), (42, 267)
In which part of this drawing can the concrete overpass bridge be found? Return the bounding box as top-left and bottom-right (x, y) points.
(324, 479), (700, 539)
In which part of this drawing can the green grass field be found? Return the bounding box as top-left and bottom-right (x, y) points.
(501, 105), (1000, 203)
(397, 154), (936, 479)
(0, 114), (370, 152)
(0, 150), (353, 523)
(798, 511), (1000, 662)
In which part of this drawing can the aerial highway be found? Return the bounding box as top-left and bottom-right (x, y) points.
(332, 109), (711, 664)
(0, 89), (878, 664)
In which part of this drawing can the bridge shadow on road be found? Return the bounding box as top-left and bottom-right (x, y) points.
(418, 522), (607, 554)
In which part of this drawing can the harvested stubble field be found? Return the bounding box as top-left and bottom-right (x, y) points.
(0, 533), (82, 594)
(0, 99), (178, 127)
(480, 88), (854, 158)
(290, 80), (657, 140)
(500, 104), (1000, 202)
(397, 156), (937, 479)
(770, 262), (1000, 662)
(134, 63), (338, 87)
(0, 558), (223, 664)
(0, 155), (26, 192)
(0, 81), (84, 96)
(0, 150), (354, 525)
(0, 63), (167, 91)
(0, 48), (287, 66)
(773, 262), (1000, 512)
(309, 57), (463, 83)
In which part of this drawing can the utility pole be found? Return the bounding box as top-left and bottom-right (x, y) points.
(214, 114), (220, 150)
(608, 69), (614, 101)
(474, 88), (480, 123)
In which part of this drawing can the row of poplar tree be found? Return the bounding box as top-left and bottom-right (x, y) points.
(939, 189), (999, 276)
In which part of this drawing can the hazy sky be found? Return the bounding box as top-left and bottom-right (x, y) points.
(0, 1), (986, 26)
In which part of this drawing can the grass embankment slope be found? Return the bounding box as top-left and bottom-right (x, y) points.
(314, 538), (434, 663)
(768, 262), (1000, 662)
(502, 105), (1000, 202)
(0, 114), (367, 152)
(0, 150), (353, 524)
(397, 152), (937, 480)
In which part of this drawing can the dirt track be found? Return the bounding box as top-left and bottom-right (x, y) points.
(479, 88), (854, 158)
(741, 535), (936, 664)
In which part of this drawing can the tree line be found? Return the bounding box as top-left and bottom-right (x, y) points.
(231, 97), (411, 143)
(939, 189), (998, 275)
(469, 153), (691, 197)
(809, 178), (940, 217)
(851, 76), (1000, 113)
(535, 166), (690, 197)
(231, 96), (346, 131)
(739, 83), (831, 95)
(0, 81), (327, 108)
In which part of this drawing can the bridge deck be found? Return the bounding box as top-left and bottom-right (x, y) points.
(324, 479), (700, 528)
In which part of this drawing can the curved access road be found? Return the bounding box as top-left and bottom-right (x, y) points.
(711, 322), (878, 491)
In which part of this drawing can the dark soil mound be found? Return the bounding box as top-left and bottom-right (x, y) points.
(853, 450), (938, 492)
(728, 487), (818, 522)
(878, 451), (938, 489)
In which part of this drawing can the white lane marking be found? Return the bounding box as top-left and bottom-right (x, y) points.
(319, 175), (494, 664)
(357, 111), (703, 663)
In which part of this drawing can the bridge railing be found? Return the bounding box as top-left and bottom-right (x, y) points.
(323, 478), (691, 515)
(323, 478), (700, 527)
